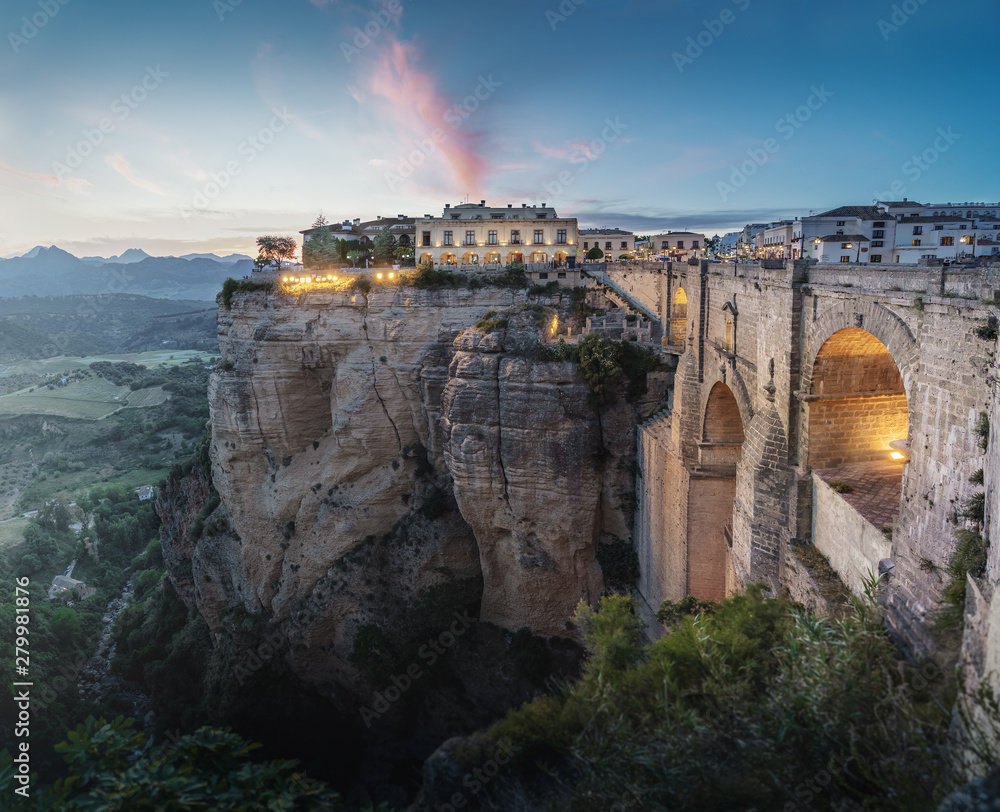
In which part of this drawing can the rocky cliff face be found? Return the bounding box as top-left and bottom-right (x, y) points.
(167, 284), (661, 697)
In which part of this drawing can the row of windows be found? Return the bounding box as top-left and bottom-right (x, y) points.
(583, 241), (630, 250)
(841, 255), (883, 263)
(425, 230), (569, 247)
(660, 240), (700, 249)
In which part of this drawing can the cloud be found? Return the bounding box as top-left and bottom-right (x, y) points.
(105, 153), (165, 195)
(366, 37), (488, 193)
(0, 161), (90, 195)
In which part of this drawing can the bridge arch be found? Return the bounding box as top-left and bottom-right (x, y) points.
(670, 287), (688, 347)
(687, 381), (746, 603)
(803, 300), (917, 397)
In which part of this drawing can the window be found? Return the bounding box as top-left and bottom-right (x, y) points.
(693, 240), (700, 249)
(933, 225), (943, 231)
(941, 236), (954, 246)
(873, 230), (885, 238)
(837, 221), (846, 226)
(534, 230), (544, 245)
(451, 214), (460, 220)
(536, 213), (547, 219)
(841, 243), (851, 249)
(912, 226), (923, 235)
(465, 230), (476, 246)
(583, 242), (589, 250)
(422, 231), (431, 247)
(840, 256), (851, 263)
(511, 230), (521, 245)
(443, 230), (453, 246)
(491, 214), (504, 220)
(557, 272), (566, 278)
(539, 272), (549, 279)
(605, 242), (612, 250)
(872, 240), (884, 248)
(557, 229), (567, 244)
(874, 222), (886, 228)
(621, 241), (628, 249)
(661, 241), (668, 249)
(912, 239), (921, 246)
(959, 224), (967, 230)
(871, 254), (882, 263)
(488, 230), (498, 245)
(677, 241), (685, 249)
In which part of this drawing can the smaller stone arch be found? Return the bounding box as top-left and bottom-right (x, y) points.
(670, 287), (688, 347)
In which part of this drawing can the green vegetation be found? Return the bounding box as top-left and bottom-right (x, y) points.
(577, 333), (659, 404)
(829, 480), (854, 493)
(0, 717), (342, 810)
(595, 538), (639, 589)
(586, 246), (604, 260)
(974, 316), (999, 341)
(220, 278), (273, 309)
(975, 411), (990, 451)
(459, 587), (970, 812)
(0, 295), (217, 364)
(409, 265), (465, 290)
(475, 310), (509, 332)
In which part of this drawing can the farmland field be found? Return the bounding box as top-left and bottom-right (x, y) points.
(0, 377), (132, 419)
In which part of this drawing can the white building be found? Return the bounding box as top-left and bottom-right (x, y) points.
(891, 214), (1000, 264)
(802, 206), (896, 265)
(414, 201), (578, 272)
(579, 228), (636, 260)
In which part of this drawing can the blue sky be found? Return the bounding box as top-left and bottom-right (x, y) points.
(0, 0), (997, 258)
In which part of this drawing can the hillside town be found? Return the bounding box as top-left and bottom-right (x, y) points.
(296, 198), (1000, 275)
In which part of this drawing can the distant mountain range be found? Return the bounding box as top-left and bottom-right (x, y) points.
(0, 246), (257, 301)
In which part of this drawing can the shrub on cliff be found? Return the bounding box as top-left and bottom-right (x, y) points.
(410, 265), (465, 290)
(220, 278), (272, 309)
(577, 334), (658, 405)
(462, 588), (967, 812)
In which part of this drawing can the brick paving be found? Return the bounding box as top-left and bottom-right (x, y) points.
(813, 459), (905, 532)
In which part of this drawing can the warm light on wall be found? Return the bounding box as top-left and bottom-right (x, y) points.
(377, 273), (383, 279)
(889, 452), (905, 460)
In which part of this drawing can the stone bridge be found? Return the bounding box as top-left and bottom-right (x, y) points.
(606, 259), (1000, 655)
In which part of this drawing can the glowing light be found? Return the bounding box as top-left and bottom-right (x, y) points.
(890, 452), (905, 460)
(332, 276), (338, 281)
(389, 273), (394, 279)
(377, 273), (383, 279)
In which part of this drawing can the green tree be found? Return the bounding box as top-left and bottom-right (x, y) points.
(255, 236), (298, 272)
(586, 246), (605, 260)
(311, 212), (328, 228)
(302, 228), (339, 270)
(372, 225), (398, 265)
(0, 717), (342, 810)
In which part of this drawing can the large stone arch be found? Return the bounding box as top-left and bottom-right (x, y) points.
(803, 299), (918, 398)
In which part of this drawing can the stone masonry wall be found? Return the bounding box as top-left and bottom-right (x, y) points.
(813, 473), (893, 595)
(807, 394), (909, 468)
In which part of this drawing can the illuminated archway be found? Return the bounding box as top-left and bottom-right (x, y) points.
(440, 252), (458, 266)
(554, 251), (570, 266)
(805, 328), (908, 592)
(484, 251), (501, 264)
(530, 251), (548, 264)
(671, 288), (688, 346)
(419, 253), (433, 266)
(808, 329), (908, 470)
(507, 251), (524, 265)
(462, 252), (479, 265)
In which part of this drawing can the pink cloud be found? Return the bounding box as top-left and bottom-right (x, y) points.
(367, 37), (487, 193)
(105, 153), (165, 195)
(0, 161), (90, 195)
